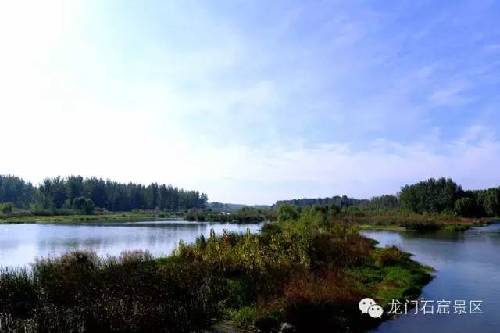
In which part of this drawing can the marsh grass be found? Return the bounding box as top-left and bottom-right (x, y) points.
(345, 208), (488, 231)
(0, 251), (226, 332)
(0, 208), (432, 332)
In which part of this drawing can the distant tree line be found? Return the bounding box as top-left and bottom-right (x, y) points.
(456, 188), (500, 217)
(186, 206), (274, 223)
(365, 195), (400, 210)
(275, 195), (368, 209)
(400, 177), (500, 217)
(273, 178), (500, 218)
(0, 175), (207, 213)
(275, 194), (401, 211)
(0, 175), (35, 208)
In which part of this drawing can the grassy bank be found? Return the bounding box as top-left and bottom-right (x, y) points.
(0, 208), (272, 225)
(336, 207), (493, 232)
(0, 211), (182, 224)
(0, 208), (432, 332)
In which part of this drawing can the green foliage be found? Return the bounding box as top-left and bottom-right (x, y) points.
(0, 251), (225, 332)
(398, 177), (500, 217)
(454, 197), (476, 217)
(185, 206), (273, 223)
(277, 204), (300, 223)
(0, 175), (35, 208)
(376, 246), (406, 266)
(0, 268), (37, 318)
(1, 174), (208, 213)
(38, 176), (208, 211)
(400, 177), (461, 214)
(0, 202), (14, 214)
(398, 178), (499, 218)
(72, 196), (95, 215)
(368, 195), (400, 209)
(229, 306), (257, 328)
(476, 188), (500, 216)
(0, 211), (180, 224)
(272, 178), (498, 222)
(276, 195), (368, 208)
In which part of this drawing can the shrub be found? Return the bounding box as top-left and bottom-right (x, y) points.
(377, 246), (405, 266)
(0, 202), (14, 214)
(1, 251), (227, 332)
(72, 197), (95, 215)
(230, 306), (257, 328)
(284, 271), (363, 332)
(0, 269), (37, 318)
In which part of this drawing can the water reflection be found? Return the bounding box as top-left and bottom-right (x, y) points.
(0, 221), (261, 268)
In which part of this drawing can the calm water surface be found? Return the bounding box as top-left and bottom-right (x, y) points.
(0, 220), (260, 268)
(362, 223), (500, 333)
(3, 220), (499, 332)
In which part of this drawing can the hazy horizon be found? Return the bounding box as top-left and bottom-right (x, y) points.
(1, 1), (500, 205)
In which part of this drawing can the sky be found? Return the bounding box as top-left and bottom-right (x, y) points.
(1, 0), (500, 205)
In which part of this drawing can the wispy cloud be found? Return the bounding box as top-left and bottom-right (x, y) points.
(429, 80), (472, 107)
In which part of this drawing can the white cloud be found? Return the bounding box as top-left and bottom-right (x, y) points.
(196, 129), (500, 204)
(1, 1), (499, 205)
(429, 80), (471, 107)
(4, 82), (499, 205)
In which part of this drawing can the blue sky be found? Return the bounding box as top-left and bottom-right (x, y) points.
(1, 0), (500, 204)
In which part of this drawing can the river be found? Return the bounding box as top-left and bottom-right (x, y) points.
(362, 223), (500, 333)
(2, 221), (499, 332)
(0, 220), (260, 268)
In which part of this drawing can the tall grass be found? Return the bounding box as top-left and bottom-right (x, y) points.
(0, 207), (432, 332)
(0, 251), (226, 332)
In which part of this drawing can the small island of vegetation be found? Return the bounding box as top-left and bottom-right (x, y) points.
(0, 205), (431, 332)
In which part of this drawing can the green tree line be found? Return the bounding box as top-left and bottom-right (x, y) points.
(0, 175), (207, 213)
(272, 178), (499, 218)
(276, 195), (368, 208)
(0, 175), (35, 208)
(400, 177), (500, 217)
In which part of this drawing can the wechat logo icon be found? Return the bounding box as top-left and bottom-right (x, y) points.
(359, 298), (384, 318)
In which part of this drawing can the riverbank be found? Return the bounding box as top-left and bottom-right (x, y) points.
(361, 224), (500, 332)
(0, 209), (270, 225)
(345, 210), (494, 232)
(0, 211), (182, 224)
(2, 206), (495, 230)
(0, 208), (432, 332)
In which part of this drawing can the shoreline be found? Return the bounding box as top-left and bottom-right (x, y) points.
(0, 213), (179, 224)
(0, 212), (267, 225)
(356, 217), (496, 232)
(0, 214), (432, 332)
